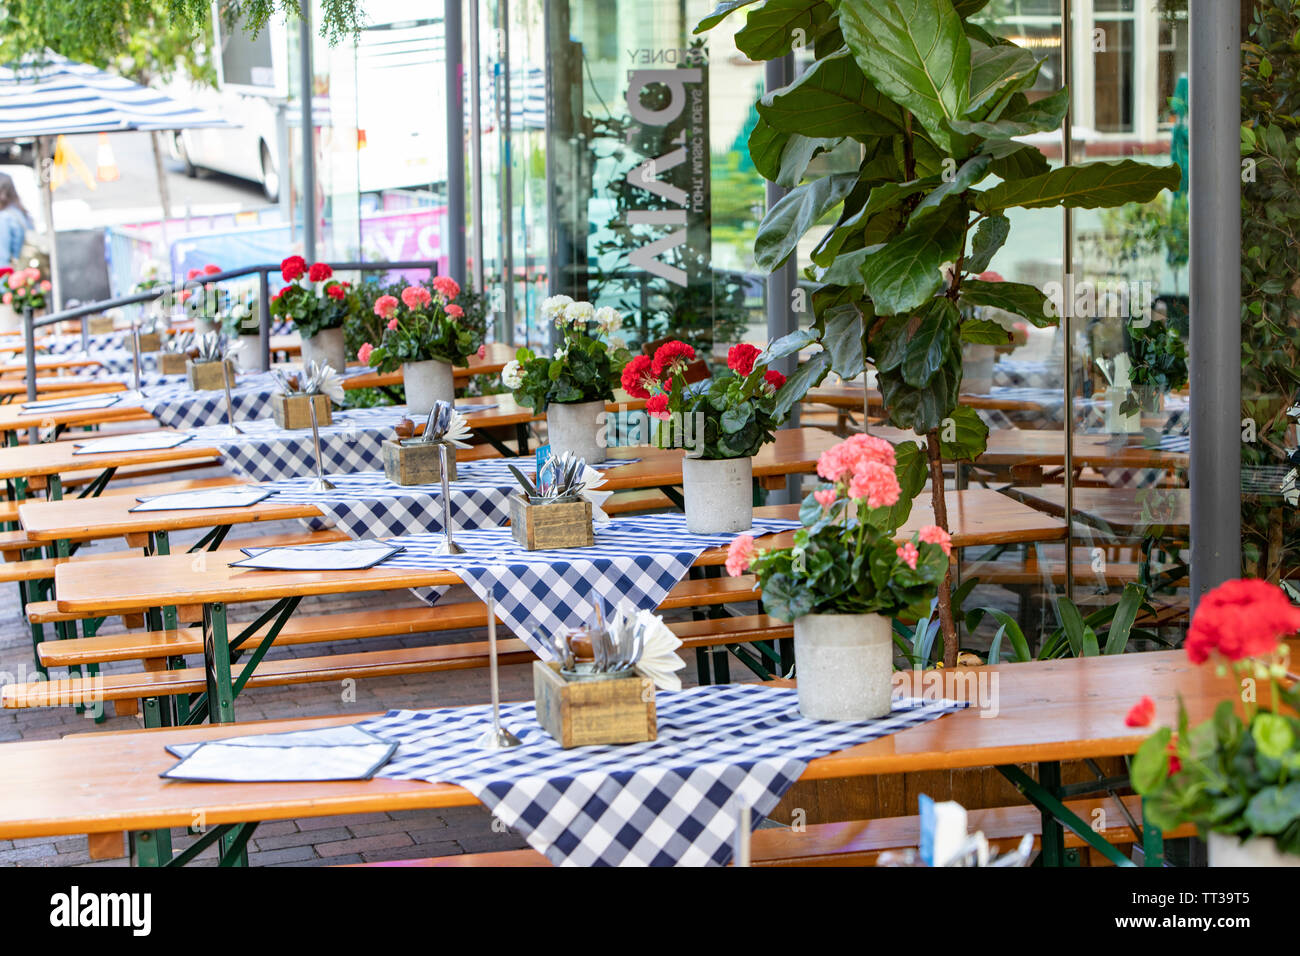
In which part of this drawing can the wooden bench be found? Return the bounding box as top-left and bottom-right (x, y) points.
(344, 795), (1197, 867)
(5, 576), (780, 714)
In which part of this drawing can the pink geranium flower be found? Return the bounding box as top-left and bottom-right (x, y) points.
(847, 459), (900, 509)
(477, 344), (486, 359)
(431, 276), (461, 300)
(813, 488), (837, 510)
(401, 285), (432, 310)
(725, 535), (756, 576)
(374, 295), (399, 319)
(446, 304), (464, 318)
(919, 525), (952, 556)
(357, 342), (374, 364)
(895, 542), (919, 570)
(386, 317), (399, 332)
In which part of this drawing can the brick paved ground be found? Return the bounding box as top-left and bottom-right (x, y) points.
(0, 464), (737, 867)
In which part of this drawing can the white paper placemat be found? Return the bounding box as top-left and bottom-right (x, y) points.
(130, 487), (274, 512)
(162, 725), (396, 782)
(73, 432), (194, 454)
(21, 393), (123, 412)
(230, 539), (404, 571)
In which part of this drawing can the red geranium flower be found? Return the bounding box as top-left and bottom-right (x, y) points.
(308, 262), (333, 282)
(651, 340), (695, 380)
(281, 255), (308, 282)
(1184, 578), (1300, 664)
(620, 355), (656, 400)
(764, 369), (786, 390)
(1167, 740), (1181, 775)
(325, 284), (346, 300)
(727, 342), (760, 377)
(1124, 695), (1156, 728)
(646, 393), (671, 421)
(203, 263), (221, 275)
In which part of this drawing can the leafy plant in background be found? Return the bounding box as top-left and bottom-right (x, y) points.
(696, 0), (1180, 664)
(504, 297), (631, 411)
(1240, 0), (1300, 582)
(1122, 319), (1188, 415)
(359, 278), (481, 373)
(965, 582), (1156, 664)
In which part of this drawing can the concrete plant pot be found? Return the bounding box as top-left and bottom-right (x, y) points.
(794, 613), (894, 721)
(546, 398), (607, 465)
(682, 455), (751, 534)
(401, 359), (455, 417)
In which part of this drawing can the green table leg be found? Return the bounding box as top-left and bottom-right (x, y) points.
(997, 764), (1136, 868)
(1141, 796), (1164, 866)
(203, 602), (236, 724)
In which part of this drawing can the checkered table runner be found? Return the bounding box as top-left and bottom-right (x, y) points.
(138, 371), (284, 430)
(192, 405), (408, 483)
(260, 468), (518, 539)
(341, 514), (799, 651)
(360, 684), (968, 866)
(38, 331), (129, 354)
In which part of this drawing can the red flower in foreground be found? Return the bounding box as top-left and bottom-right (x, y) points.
(308, 262), (333, 282)
(281, 255), (308, 282)
(727, 342), (760, 377)
(651, 340), (695, 380)
(1184, 578), (1300, 664)
(1125, 696), (1156, 728)
(620, 355), (656, 399)
(325, 284), (346, 300)
(764, 369), (786, 391)
(1167, 740), (1181, 775)
(646, 393), (671, 421)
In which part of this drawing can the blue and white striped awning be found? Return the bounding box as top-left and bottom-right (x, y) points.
(0, 52), (230, 140)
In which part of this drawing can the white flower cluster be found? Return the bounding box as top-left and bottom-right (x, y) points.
(501, 359), (524, 389)
(541, 294), (624, 336)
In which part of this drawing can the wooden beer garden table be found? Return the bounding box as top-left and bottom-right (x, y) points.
(0, 649), (1219, 867)
(0, 356), (103, 376)
(805, 385), (1046, 413)
(1011, 486), (1190, 537)
(46, 495), (1065, 724)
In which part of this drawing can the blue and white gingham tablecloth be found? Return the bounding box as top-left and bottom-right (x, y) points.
(360, 684), (968, 867)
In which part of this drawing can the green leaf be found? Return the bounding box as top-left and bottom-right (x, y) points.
(952, 0), (991, 15)
(812, 176), (937, 267)
(988, 142), (1051, 180)
(966, 43), (1042, 113)
(694, 0), (763, 33)
(977, 608), (1031, 662)
(747, 117), (790, 183)
(1104, 584), (1143, 655)
(965, 213), (1009, 273)
(909, 155), (990, 226)
(775, 134), (844, 188)
(817, 248), (873, 287)
(975, 160), (1183, 212)
(758, 49), (905, 141)
(878, 346), (960, 433)
(1130, 728), (1172, 795)
(1243, 783), (1300, 835)
(960, 278), (1057, 328)
(959, 318), (1010, 344)
(1058, 598), (1087, 656)
(901, 297), (959, 388)
(838, 0), (971, 153)
(952, 86), (1069, 137)
(1252, 713), (1296, 761)
(860, 202), (966, 315)
(759, 327), (820, 365)
(822, 302), (868, 379)
(720, 403), (751, 434)
(735, 0), (835, 60)
(773, 350), (833, 418)
(938, 403), (988, 460)
(754, 173), (859, 272)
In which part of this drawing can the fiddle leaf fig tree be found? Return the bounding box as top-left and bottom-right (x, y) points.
(697, 0), (1181, 665)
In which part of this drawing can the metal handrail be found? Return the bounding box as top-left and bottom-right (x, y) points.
(20, 259), (438, 403)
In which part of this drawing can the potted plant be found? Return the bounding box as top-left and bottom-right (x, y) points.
(624, 340), (785, 532)
(3, 267), (49, 330)
(502, 296), (630, 464)
(184, 264), (224, 337)
(1130, 578), (1300, 866)
(269, 256), (351, 372)
(357, 276), (480, 415)
(725, 433), (945, 720)
(222, 295), (265, 372)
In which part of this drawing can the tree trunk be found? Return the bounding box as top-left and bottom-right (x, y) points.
(926, 429), (958, 667)
(149, 130), (172, 255)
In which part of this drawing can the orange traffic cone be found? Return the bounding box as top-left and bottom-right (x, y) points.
(95, 133), (119, 182)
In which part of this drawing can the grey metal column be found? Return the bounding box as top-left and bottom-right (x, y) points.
(1189, 0), (1241, 603)
(445, 0), (467, 281)
(499, 0), (515, 344)
(298, 11), (317, 261)
(468, 0), (485, 295)
(765, 54), (799, 504)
